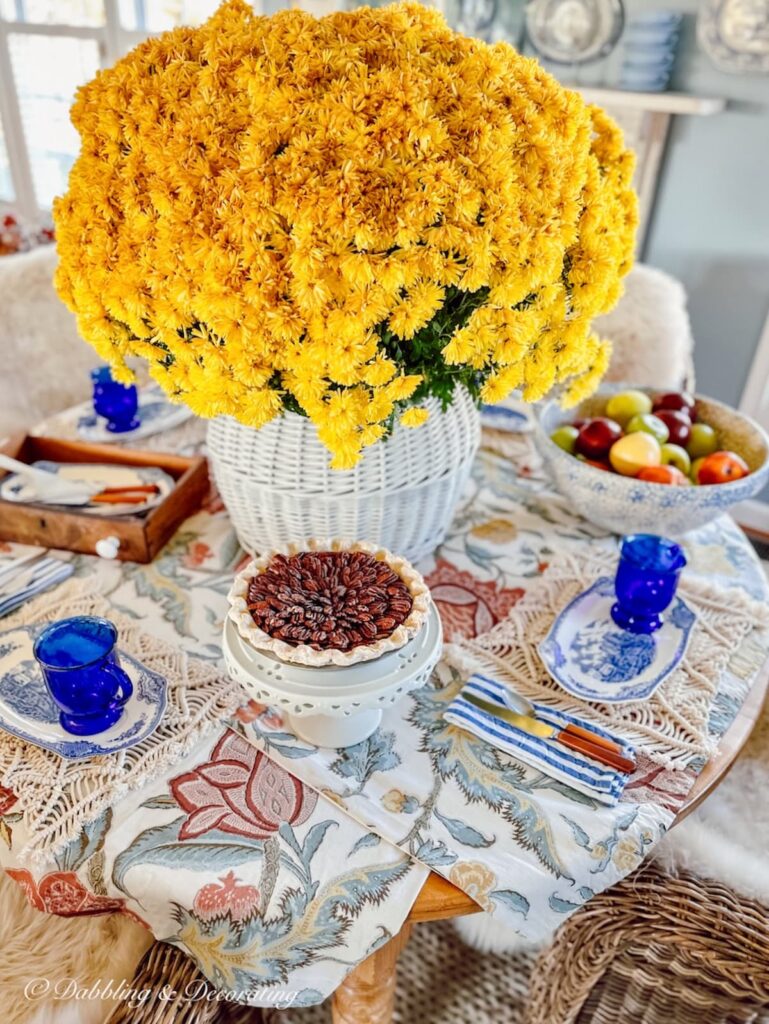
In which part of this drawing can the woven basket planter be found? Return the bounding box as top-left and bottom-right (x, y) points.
(207, 387), (481, 561)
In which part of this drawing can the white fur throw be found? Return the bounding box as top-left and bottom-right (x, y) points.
(0, 870), (151, 1024)
(598, 263), (696, 390)
(0, 247), (96, 440)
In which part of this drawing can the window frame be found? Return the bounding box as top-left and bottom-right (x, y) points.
(0, 0), (146, 220)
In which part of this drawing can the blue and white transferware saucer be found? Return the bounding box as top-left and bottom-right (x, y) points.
(0, 625), (167, 758)
(480, 399), (532, 433)
(538, 577), (697, 704)
(73, 384), (192, 444)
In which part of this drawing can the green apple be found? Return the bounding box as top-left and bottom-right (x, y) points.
(660, 443), (691, 476)
(627, 413), (669, 446)
(550, 425), (579, 454)
(605, 389), (652, 427)
(687, 423), (718, 459)
(690, 456), (706, 484)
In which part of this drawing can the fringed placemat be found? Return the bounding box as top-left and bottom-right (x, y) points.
(448, 547), (769, 770)
(0, 579), (244, 862)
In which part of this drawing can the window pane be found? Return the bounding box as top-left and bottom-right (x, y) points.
(0, 0), (105, 26)
(8, 33), (100, 209)
(0, 120), (13, 202)
(118, 0), (220, 31)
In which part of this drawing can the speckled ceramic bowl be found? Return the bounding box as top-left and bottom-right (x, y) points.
(535, 384), (769, 536)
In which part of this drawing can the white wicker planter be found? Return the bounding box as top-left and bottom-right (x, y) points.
(207, 387), (480, 561)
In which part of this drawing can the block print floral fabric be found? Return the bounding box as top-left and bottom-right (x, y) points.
(0, 417), (766, 1001)
(1, 729), (427, 1006)
(240, 662), (671, 942)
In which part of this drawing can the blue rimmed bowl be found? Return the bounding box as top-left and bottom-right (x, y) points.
(535, 384), (769, 536)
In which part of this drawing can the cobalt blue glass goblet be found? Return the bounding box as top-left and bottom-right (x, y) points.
(611, 533), (687, 635)
(91, 366), (139, 433)
(33, 616), (133, 735)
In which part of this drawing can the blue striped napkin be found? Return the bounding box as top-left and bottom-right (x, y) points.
(444, 674), (634, 806)
(0, 558), (75, 618)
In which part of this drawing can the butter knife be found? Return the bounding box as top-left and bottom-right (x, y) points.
(462, 692), (636, 774)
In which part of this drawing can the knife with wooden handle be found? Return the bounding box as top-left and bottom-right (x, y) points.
(462, 692), (636, 774)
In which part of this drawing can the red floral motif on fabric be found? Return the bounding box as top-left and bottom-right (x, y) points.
(0, 785), (18, 816)
(193, 870), (260, 922)
(170, 731), (318, 841)
(425, 558), (525, 640)
(182, 540), (214, 568)
(6, 868), (129, 918)
(234, 699), (284, 730)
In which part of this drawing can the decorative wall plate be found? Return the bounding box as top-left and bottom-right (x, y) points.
(698, 0), (769, 74)
(538, 577), (697, 704)
(525, 0), (625, 64)
(0, 624), (167, 758)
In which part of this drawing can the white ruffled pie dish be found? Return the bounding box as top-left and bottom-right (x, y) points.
(227, 538), (432, 667)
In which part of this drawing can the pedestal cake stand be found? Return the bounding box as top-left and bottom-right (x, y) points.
(222, 602), (443, 747)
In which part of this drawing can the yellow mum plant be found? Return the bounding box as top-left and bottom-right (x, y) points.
(54, 0), (637, 468)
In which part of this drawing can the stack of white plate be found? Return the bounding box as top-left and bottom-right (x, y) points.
(620, 10), (682, 92)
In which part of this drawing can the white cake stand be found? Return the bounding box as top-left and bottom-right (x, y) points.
(222, 602), (443, 747)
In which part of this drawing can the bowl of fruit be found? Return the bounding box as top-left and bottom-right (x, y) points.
(536, 384), (769, 536)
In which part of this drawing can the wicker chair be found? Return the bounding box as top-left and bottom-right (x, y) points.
(525, 861), (769, 1024)
(104, 942), (267, 1024)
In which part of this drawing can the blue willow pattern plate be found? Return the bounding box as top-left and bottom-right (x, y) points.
(76, 384), (192, 444)
(0, 624), (167, 758)
(538, 577), (697, 704)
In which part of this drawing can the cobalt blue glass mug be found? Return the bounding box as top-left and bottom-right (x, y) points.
(611, 534), (687, 635)
(91, 366), (140, 433)
(33, 616), (133, 735)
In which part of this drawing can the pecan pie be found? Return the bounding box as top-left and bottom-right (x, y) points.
(228, 540), (431, 667)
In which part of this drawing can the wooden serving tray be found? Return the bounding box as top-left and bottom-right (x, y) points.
(0, 435), (208, 563)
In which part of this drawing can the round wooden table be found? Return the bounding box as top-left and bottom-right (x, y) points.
(331, 656), (769, 1024)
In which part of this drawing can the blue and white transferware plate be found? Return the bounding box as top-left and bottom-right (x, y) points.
(480, 399), (532, 433)
(0, 625), (167, 758)
(36, 384), (191, 445)
(77, 384), (192, 444)
(538, 577), (697, 704)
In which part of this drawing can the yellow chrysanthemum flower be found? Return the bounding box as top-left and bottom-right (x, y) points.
(401, 407), (430, 428)
(53, 0), (636, 468)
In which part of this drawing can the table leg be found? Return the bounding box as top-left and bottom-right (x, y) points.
(331, 923), (412, 1024)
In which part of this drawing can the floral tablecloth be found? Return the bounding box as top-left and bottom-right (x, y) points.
(0, 414), (767, 1008)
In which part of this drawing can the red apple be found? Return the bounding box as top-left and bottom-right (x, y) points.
(655, 409), (691, 447)
(575, 418), (623, 459)
(577, 455), (611, 472)
(652, 391), (695, 416)
(696, 451), (749, 485)
(637, 465), (688, 486)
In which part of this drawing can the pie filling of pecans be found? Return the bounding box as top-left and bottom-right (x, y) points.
(246, 550), (414, 651)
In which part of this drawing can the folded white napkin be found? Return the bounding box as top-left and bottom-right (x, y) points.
(444, 673), (634, 807)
